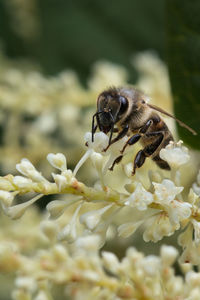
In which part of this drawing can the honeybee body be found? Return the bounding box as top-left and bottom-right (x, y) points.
(91, 86), (195, 175)
(117, 104), (173, 170)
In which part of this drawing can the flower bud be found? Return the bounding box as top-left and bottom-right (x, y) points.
(47, 153), (67, 171)
(160, 245), (178, 266)
(0, 190), (14, 207)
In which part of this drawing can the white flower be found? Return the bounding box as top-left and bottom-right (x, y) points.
(185, 271), (200, 287)
(52, 173), (67, 191)
(197, 170), (200, 185)
(75, 234), (101, 252)
(102, 251), (120, 274)
(40, 220), (58, 242)
(160, 140), (190, 168)
(58, 202), (82, 243)
(93, 221), (110, 248)
(47, 153), (67, 171)
(125, 182), (153, 211)
(15, 276), (37, 292)
(47, 196), (82, 219)
(118, 221), (143, 238)
(34, 290), (49, 300)
(84, 132), (109, 152)
(0, 190), (14, 207)
(122, 247), (144, 273)
(192, 170), (200, 196)
(12, 290), (32, 300)
(123, 162), (134, 178)
(188, 188), (199, 205)
(141, 255), (161, 276)
(72, 132), (108, 177)
(153, 179), (191, 225)
(178, 224), (193, 249)
(5, 194), (43, 219)
(62, 169), (76, 184)
(52, 244), (68, 262)
(90, 152), (104, 171)
(13, 176), (33, 189)
(143, 212), (180, 242)
(191, 219), (200, 245)
(166, 200), (191, 225)
(153, 179), (183, 204)
(177, 224), (200, 265)
(16, 158), (47, 182)
(192, 183), (200, 197)
(0, 177), (14, 190)
(34, 111), (57, 134)
(80, 204), (113, 230)
(82, 270), (100, 282)
(179, 242), (200, 265)
(160, 245), (178, 266)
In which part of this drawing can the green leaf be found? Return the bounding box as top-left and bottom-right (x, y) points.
(166, 0), (200, 149)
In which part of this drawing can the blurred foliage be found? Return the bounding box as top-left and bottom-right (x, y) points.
(0, 0), (165, 83)
(166, 0), (200, 149)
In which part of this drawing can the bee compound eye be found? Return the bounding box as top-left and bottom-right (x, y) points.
(119, 96), (128, 114)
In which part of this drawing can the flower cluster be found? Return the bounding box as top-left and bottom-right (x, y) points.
(1, 232), (200, 300)
(0, 52), (200, 299)
(0, 132), (199, 255)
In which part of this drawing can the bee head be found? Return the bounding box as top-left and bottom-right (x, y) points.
(96, 89), (129, 133)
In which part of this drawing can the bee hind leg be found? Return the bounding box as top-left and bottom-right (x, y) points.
(132, 150), (146, 175)
(132, 131), (164, 175)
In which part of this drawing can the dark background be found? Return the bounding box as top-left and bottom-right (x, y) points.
(0, 0), (165, 84)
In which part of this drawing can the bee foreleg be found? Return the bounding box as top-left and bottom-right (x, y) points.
(132, 131), (164, 175)
(92, 113), (98, 142)
(103, 124), (129, 152)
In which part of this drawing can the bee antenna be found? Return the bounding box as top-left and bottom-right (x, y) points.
(147, 103), (197, 136)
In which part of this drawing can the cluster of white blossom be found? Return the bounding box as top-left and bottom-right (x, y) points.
(0, 129), (200, 256)
(1, 232), (197, 300)
(0, 52), (200, 299)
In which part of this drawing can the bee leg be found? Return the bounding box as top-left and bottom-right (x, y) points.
(132, 150), (146, 175)
(120, 120), (153, 154)
(92, 112), (98, 142)
(121, 133), (141, 153)
(151, 133), (173, 170)
(152, 155), (171, 170)
(103, 125), (129, 152)
(109, 155), (123, 171)
(132, 131), (164, 175)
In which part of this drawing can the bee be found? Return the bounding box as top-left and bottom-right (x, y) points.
(91, 86), (197, 175)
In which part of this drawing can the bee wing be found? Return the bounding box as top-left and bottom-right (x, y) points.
(147, 103), (197, 136)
